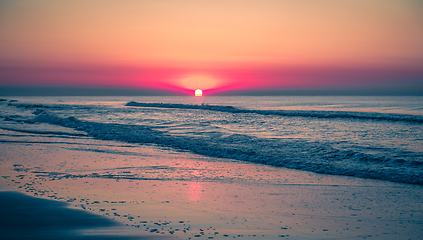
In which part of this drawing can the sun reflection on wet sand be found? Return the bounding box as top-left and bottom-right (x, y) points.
(1, 137), (422, 239)
(188, 182), (203, 201)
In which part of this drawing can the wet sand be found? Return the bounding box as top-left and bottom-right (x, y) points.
(1, 131), (422, 239)
(0, 191), (171, 240)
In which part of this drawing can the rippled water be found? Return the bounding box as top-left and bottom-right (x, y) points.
(1, 96), (422, 184)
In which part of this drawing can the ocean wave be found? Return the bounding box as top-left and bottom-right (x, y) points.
(26, 109), (423, 185)
(126, 101), (423, 123)
(0, 125), (87, 137)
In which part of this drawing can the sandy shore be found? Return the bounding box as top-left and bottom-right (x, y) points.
(0, 191), (172, 240)
(1, 130), (422, 239)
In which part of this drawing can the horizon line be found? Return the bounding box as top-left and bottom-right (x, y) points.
(0, 85), (422, 97)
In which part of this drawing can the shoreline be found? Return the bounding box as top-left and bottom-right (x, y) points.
(0, 191), (172, 240)
(1, 135), (422, 239)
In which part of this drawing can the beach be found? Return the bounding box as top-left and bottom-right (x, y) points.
(1, 137), (422, 239)
(0, 191), (171, 240)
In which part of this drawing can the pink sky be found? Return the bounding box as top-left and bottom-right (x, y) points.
(0, 0), (422, 95)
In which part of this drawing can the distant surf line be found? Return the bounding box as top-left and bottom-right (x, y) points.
(125, 101), (423, 124)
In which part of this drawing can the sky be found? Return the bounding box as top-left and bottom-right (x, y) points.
(0, 0), (422, 95)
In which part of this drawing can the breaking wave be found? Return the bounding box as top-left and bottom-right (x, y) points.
(125, 101), (423, 124)
(28, 109), (423, 185)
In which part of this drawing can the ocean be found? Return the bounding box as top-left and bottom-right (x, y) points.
(1, 96), (422, 184)
(1, 96), (423, 239)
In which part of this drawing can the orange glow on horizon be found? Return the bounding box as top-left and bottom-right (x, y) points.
(0, 1), (422, 93)
(179, 75), (220, 91)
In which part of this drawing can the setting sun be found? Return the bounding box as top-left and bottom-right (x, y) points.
(195, 89), (203, 97)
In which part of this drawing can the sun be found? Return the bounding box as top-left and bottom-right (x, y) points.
(195, 89), (203, 97)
